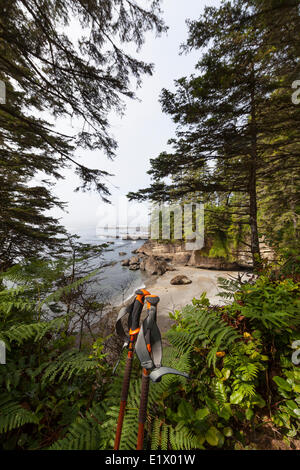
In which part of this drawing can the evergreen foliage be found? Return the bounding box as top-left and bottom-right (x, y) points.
(0, 0), (299, 452)
(0, 258), (299, 449)
(128, 0), (300, 269)
(0, 0), (165, 267)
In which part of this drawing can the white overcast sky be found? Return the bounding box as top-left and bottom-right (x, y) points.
(47, 0), (221, 235)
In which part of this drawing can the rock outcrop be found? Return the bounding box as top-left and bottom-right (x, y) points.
(139, 255), (167, 276)
(129, 256), (139, 265)
(136, 240), (252, 270)
(121, 237), (275, 274)
(187, 251), (246, 270)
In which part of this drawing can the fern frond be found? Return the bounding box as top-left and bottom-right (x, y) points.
(217, 277), (241, 299)
(41, 349), (98, 386)
(168, 304), (240, 368)
(119, 407), (139, 450)
(0, 286), (35, 316)
(214, 381), (227, 405)
(3, 317), (64, 345)
(151, 417), (162, 450)
(232, 380), (256, 398)
(0, 394), (38, 433)
(161, 422), (169, 450)
(169, 424), (203, 450)
(50, 404), (106, 450)
(150, 418), (170, 450)
(166, 330), (194, 355)
(217, 274), (252, 300)
(239, 363), (259, 381)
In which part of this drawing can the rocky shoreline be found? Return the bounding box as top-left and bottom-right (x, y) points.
(91, 240), (256, 363)
(92, 262), (250, 364)
(119, 239), (253, 276)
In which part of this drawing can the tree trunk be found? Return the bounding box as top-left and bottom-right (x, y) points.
(249, 167), (261, 270)
(249, 63), (262, 271)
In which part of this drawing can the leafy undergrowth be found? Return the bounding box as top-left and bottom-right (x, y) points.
(0, 265), (299, 450)
(150, 270), (300, 450)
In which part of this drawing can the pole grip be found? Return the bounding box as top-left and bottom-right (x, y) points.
(130, 289), (150, 331)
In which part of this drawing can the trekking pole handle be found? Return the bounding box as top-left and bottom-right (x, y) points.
(145, 295), (160, 308)
(129, 289), (150, 332)
(144, 295), (160, 331)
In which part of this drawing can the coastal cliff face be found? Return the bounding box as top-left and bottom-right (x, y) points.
(136, 239), (274, 270)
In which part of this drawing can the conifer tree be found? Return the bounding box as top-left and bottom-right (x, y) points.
(128, 0), (300, 269)
(0, 0), (165, 267)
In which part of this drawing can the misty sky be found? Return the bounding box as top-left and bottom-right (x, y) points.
(47, 0), (221, 235)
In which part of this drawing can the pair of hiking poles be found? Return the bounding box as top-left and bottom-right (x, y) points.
(113, 289), (189, 450)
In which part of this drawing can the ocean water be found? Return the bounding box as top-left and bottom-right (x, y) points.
(77, 230), (149, 307)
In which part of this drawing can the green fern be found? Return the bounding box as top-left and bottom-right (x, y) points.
(96, 347), (192, 450)
(167, 304), (239, 368)
(161, 421), (169, 450)
(2, 317), (64, 346)
(150, 418), (170, 450)
(214, 381), (227, 405)
(41, 349), (99, 386)
(120, 407), (140, 450)
(50, 404), (107, 450)
(150, 418), (171, 450)
(0, 285), (36, 318)
(217, 274), (253, 300)
(150, 418), (204, 450)
(151, 417), (162, 450)
(0, 394), (39, 433)
(238, 363), (259, 381)
(224, 344), (263, 400)
(169, 424), (204, 450)
(232, 381), (256, 398)
(165, 330), (194, 355)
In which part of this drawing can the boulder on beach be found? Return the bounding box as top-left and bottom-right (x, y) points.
(170, 275), (192, 285)
(129, 256), (139, 265)
(140, 255), (167, 276)
(121, 259), (130, 266)
(119, 251), (126, 256)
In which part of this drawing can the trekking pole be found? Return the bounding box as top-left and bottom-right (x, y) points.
(135, 295), (190, 450)
(136, 295), (159, 450)
(136, 322), (153, 450)
(114, 288), (150, 450)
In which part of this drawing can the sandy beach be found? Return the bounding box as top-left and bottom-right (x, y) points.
(139, 266), (246, 333)
(94, 266), (250, 350)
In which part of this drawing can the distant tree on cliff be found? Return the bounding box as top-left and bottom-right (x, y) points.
(128, 0), (300, 270)
(0, 0), (165, 268)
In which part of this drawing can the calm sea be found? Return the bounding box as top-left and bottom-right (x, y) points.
(77, 228), (149, 307)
